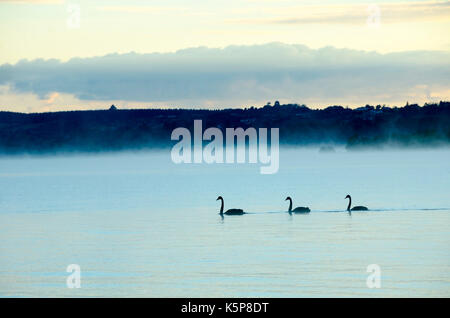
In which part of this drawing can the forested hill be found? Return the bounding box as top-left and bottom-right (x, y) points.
(0, 101), (449, 155)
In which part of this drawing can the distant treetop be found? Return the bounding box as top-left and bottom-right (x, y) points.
(109, 105), (117, 111)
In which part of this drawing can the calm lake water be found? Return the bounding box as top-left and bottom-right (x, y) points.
(0, 148), (449, 297)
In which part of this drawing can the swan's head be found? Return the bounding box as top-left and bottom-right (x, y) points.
(345, 194), (350, 199)
(285, 196), (291, 201)
(216, 196), (223, 201)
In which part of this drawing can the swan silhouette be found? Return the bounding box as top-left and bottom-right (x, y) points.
(285, 197), (310, 213)
(345, 195), (368, 211)
(216, 196), (245, 215)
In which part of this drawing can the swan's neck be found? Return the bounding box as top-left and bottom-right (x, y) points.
(219, 198), (224, 214)
(347, 197), (352, 211)
(288, 198), (292, 212)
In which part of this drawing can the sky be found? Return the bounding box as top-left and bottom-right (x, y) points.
(0, 0), (449, 112)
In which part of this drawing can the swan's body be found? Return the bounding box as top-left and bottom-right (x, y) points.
(345, 195), (368, 212)
(350, 206), (368, 211)
(285, 197), (310, 213)
(223, 208), (245, 215)
(292, 207), (311, 213)
(216, 196), (245, 215)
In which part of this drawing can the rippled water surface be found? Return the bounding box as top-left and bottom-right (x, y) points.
(0, 148), (449, 297)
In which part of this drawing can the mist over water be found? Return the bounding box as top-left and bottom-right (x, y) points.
(0, 147), (449, 297)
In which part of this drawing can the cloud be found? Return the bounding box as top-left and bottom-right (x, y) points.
(0, 0), (63, 4)
(96, 5), (185, 14)
(231, 1), (450, 25)
(44, 91), (59, 104)
(0, 42), (449, 111)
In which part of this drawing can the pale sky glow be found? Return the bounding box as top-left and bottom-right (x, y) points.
(0, 0), (449, 111)
(1, 0), (449, 63)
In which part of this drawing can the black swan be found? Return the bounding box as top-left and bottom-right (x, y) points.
(345, 195), (368, 211)
(216, 196), (245, 215)
(285, 197), (310, 213)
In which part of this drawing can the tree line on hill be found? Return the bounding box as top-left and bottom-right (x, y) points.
(0, 101), (449, 155)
